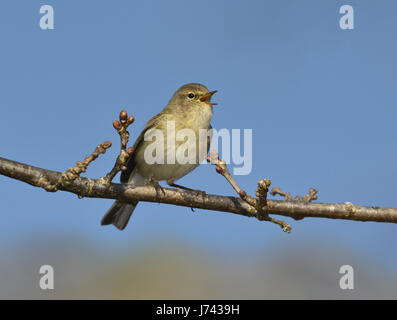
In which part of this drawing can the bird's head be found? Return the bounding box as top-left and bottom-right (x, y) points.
(168, 83), (217, 111)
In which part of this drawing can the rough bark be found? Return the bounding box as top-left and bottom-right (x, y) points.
(1, 156), (396, 228)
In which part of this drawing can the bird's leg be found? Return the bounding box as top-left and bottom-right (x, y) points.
(150, 178), (165, 199)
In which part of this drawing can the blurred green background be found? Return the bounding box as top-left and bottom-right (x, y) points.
(2, 235), (397, 299)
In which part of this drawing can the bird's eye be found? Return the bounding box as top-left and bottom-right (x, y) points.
(187, 93), (195, 99)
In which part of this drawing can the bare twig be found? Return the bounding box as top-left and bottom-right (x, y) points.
(271, 187), (318, 203)
(1, 110), (397, 231)
(207, 150), (291, 232)
(97, 110), (135, 185)
(2, 156), (397, 225)
(270, 187), (319, 221)
(256, 178), (271, 211)
(36, 141), (112, 192)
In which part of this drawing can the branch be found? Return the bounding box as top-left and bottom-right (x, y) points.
(1, 110), (397, 232)
(207, 150), (291, 232)
(1, 156), (397, 227)
(97, 110), (135, 186)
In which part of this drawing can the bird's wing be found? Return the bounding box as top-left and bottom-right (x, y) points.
(120, 112), (168, 183)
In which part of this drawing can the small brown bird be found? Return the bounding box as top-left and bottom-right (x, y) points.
(101, 83), (217, 230)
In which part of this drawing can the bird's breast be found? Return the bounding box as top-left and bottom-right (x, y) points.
(185, 105), (213, 129)
(134, 106), (213, 182)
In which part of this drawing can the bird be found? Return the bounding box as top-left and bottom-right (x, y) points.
(101, 83), (217, 230)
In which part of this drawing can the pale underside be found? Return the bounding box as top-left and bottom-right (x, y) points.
(126, 104), (213, 186)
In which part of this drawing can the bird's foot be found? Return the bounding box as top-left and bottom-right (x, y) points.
(150, 178), (166, 200)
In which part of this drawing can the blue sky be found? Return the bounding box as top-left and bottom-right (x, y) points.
(0, 0), (397, 297)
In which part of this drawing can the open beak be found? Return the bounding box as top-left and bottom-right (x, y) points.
(200, 90), (218, 105)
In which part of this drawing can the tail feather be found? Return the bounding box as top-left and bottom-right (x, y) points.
(101, 200), (138, 230)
